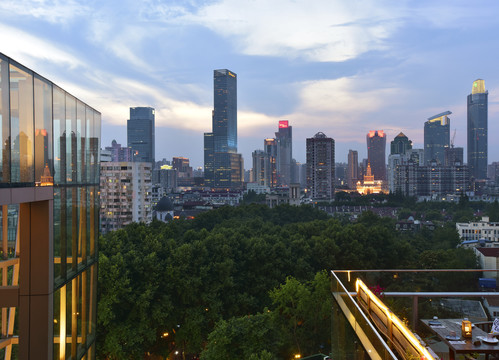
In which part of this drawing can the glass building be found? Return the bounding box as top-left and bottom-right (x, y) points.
(0, 53), (101, 359)
(467, 79), (488, 180)
(424, 111), (450, 165)
(306, 132), (335, 200)
(127, 107), (155, 165)
(275, 120), (292, 186)
(204, 69), (242, 189)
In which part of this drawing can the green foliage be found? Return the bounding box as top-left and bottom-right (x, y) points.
(97, 203), (478, 359)
(241, 190), (267, 205)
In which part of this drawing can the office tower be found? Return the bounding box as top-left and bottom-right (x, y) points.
(100, 162), (152, 233)
(252, 149), (271, 186)
(390, 132), (412, 155)
(204, 69), (242, 189)
(347, 150), (359, 189)
(105, 139), (132, 162)
(127, 106), (155, 164)
(306, 132), (335, 200)
(0, 53), (100, 359)
(264, 138), (277, 188)
(275, 120), (292, 186)
(366, 130), (386, 181)
(172, 156), (193, 187)
(445, 147), (464, 166)
(467, 79), (488, 179)
(424, 111), (450, 165)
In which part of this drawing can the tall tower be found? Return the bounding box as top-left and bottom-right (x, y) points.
(347, 150), (358, 189)
(390, 132), (412, 155)
(467, 79), (488, 180)
(127, 107), (155, 164)
(204, 69), (242, 189)
(424, 111), (450, 165)
(366, 130), (386, 181)
(306, 132), (335, 200)
(275, 120), (292, 186)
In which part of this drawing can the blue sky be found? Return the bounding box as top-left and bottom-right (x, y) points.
(1, 0), (499, 168)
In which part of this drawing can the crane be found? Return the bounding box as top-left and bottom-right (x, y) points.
(450, 129), (456, 148)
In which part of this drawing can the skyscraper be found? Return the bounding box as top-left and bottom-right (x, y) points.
(347, 150), (358, 189)
(275, 120), (292, 186)
(366, 130), (386, 181)
(467, 79), (488, 179)
(127, 107), (155, 164)
(264, 138), (277, 188)
(424, 111), (450, 165)
(306, 132), (335, 200)
(204, 69), (242, 189)
(390, 132), (412, 155)
(388, 132), (413, 192)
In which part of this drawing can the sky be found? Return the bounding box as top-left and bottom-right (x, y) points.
(1, 0), (499, 169)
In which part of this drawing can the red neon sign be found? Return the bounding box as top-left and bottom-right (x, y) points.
(279, 120), (289, 128)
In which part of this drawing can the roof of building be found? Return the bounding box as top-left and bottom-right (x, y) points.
(476, 247), (499, 257)
(155, 196), (174, 211)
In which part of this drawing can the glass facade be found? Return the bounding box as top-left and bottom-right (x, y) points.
(127, 106), (155, 164)
(424, 112), (450, 166)
(467, 79), (488, 180)
(0, 52), (100, 360)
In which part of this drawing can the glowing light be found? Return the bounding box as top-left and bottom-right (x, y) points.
(279, 120), (289, 128)
(294, 355), (301, 359)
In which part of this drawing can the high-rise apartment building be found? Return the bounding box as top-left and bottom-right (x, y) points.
(366, 130), (386, 181)
(264, 138), (277, 188)
(306, 132), (335, 200)
(100, 162), (152, 234)
(252, 150), (271, 187)
(347, 150), (359, 189)
(387, 133), (414, 193)
(445, 147), (464, 166)
(0, 53), (100, 359)
(424, 111), (450, 165)
(127, 107), (155, 164)
(204, 69), (242, 189)
(467, 79), (488, 180)
(275, 120), (292, 186)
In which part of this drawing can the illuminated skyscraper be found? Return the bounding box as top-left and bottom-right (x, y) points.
(306, 132), (335, 199)
(275, 120), (292, 186)
(127, 107), (155, 164)
(424, 111), (450, 165)
(204, 69), (242, 189)
(467, 79), (488, 179)
(366, 130), (386, 181)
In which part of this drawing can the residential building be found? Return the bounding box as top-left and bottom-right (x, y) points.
(173, 157), (193, 187)
(252, 149), (271, 187)
(264, 138), (277, 188)
(444, 147), (464, 167)
(387, 133), (414, 193)
(204, 69), (242, 189)
(366, 130), (386, 181)
(152, 164), (177, 193)
(306, 132), (335, 200)
(424, 111), (450, 165)
(100, 162), (152, 234)
(468, 79), (488, 180)
(0, 52), (100, 359)
(275, 120), (293, 186)
(127, 107), (155, 164)
(456, 216), (499, 243)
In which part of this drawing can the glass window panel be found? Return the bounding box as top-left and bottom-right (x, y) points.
(66, 187), (73, 277)
(77, 100), (85, 184)
(93, 111), (101, 184)
(85, 107), (92, 186)
(70, 187), (79, 274)
(66, 281), (72, 358)
(0, 56), (10, 184)
(10, 62), (34, 183)
(66, 93), (76, 183)
(34, 75), (53, 185)
(79, 187), (87, 268)
(53, 187), (63, 285)
(53, 286), (61, 360)
(53, 86), (65, 184)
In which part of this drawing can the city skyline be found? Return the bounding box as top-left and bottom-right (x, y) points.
(2, 1), (499, 167)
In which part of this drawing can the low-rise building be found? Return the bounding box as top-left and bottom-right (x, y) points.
(456, 216), (499, 244)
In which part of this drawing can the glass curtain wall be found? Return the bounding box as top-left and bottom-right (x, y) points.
(0, 53), (100, 360)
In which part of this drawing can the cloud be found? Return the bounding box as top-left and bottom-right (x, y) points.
(0, 0), (88, 24)
(183, 0), (405, 62)
(0, 24), (83, 69)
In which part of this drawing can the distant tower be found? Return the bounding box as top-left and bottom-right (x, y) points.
(275, 120), (292, 186)
(347, 150), (358, 189)
(264, 138), (277, 188)
(127, 107), (155, 164)
(467, 79), (488, 179)
(424, 111), (450, 165)
(366, 130), (386, 181)
(390, 132), (412, 155)
(306, 132), (335, 200)
(204, 69), (242, 189)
